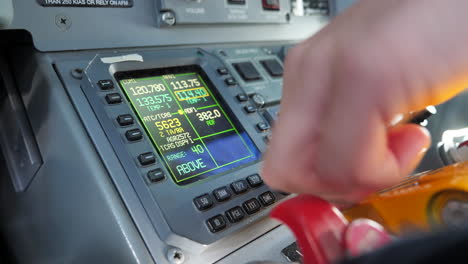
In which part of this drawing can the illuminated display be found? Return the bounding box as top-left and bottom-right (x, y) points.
(117, 66), (260, 185)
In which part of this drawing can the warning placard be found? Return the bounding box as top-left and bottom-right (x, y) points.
(37, 0), (133, 8)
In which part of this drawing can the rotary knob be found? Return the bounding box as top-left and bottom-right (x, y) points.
(251, 93), (266, 109)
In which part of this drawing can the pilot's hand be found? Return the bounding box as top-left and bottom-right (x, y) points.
(263, 0), (468, 203)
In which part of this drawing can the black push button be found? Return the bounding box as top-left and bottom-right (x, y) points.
(217, 68), (229, 75)
(262, 0), (280, 11)
(147, 169), (165, 183)
(105, 93), (122, 104)
(98, 79), (114, 90)
(231, 180), (249, 194)
(257, 122), (271, 132)
(213, 187), (231, 202)
(207, 215), (226, 233)
(138, 152), (156, 166)
(261, 59), (284, 77)
(233, 62), (262, 81)
(247, 174), (263, 187)
(226, 206), (245, 223)
(259, 191), (276, 206)
(228, 0), (245, 5)
(225, 77), (237, 86)
(282, 242), (302, 263)
(244, 105), (257, 114)
(243, 198), (261, 215)
(117, 114), (134, 126)
(194, 194), (214, 211)
(236, 94), (249, 102)
(125, 129), (143, 141)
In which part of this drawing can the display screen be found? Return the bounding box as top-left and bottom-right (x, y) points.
(116, 66), (260, 185)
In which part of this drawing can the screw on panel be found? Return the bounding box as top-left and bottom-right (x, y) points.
(263, 48), (273, 55)
(71, 68), (84, 80)
(55, 13), (72, 31)
(161, 11), (176, 26)
(166, 247), (185, 264)
(219, 50), (227, 57)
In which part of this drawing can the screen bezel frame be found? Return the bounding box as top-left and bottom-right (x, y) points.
(80, 48), (278, 246)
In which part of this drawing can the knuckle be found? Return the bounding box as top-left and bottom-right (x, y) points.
(263, 166), (298, 193)
(338, 45), (378, 80)
(263, 174), (287, 192)
(337, 39), (393, 82)
(346, 162), (389, 191)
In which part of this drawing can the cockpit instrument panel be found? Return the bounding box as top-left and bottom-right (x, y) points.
(80, 48), (286, 244)
(0, 0), (334, 262)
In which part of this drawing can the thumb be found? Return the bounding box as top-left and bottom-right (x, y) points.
(387, 124), (431, 177)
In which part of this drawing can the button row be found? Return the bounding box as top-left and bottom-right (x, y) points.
(216, 67), (238, 87)
(137, 150), (166, 183)
(240, 103), (271, 132)
(115, 114), (143, 143)
(193, 174), (263, 211)
(116, 117), (165, 183)
(232, 59), (283, 82)
(99, 80), (166, 184)
(99, 80), (123, 105)
(234, 92), (272, 133)
(206, 191), (277, 233)
(96, 78), (124, 106)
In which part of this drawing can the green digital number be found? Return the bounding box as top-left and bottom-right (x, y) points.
(191, 145), (205, 155)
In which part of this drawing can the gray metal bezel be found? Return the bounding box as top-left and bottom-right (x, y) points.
(81, 48), (284, 245)
(7, 1), (327, 52)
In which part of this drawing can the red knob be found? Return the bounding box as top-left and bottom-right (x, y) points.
(271, 195), (348, 264)
(271, 195), (392, 264)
